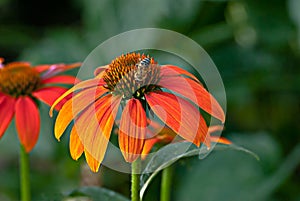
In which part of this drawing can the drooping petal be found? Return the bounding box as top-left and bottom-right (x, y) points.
(119, 98), (147, 162)
(159, 74), (225, 123)
(15, 97), (40, 152)
(33, 86), (68, 110)
(146, 91), (208, 146)
(34, 65), (51, 73)
(49, 78), (105, 116)
(141, 138), (160, 160)
(39, 63), (81, 78)
(54, 86), (108, 140)
(41, 75), (78, 85)
(0, 94), (16, 138)
(210, 136), (231, 145)
(94, 65), (109, 77)
(69, 126), (84, 160)
(147, 120), (176, 140)
(74, 94), (121, 165)
(160, 65), (200, 82)
(84, 150), (101, 172)
(207, 125), (230, 145)
(208, 125), (224, 134)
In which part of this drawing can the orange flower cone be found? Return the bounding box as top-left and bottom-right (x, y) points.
(0, 58), (80, 152)
(50, 53), (225, 172)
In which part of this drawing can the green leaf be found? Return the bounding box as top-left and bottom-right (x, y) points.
(140, 141), (258, 200)
(65, 186), (130, 201)
(33, 193), (64, 201)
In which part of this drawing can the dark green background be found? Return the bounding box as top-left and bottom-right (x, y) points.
(0, 0), (300, 200)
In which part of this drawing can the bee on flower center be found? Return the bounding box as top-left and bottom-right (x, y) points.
(134, 58), (151, 82)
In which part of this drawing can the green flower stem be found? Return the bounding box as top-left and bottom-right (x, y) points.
(131, 158), (141, 201)
(20, 145), (30, 201)
(160, 165), (173, 201)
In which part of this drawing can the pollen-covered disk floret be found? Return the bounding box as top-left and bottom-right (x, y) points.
(103, 53), (161, 99)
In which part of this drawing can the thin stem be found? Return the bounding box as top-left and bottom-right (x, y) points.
(160, 165), (173, 201)
(131, 158), (141, 201)
(20, 145), (30, 201)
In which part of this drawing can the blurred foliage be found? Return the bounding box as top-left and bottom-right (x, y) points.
(66, 186), (130, 201)
(140, 140), (259, 200)
(1, 0), (300, 200)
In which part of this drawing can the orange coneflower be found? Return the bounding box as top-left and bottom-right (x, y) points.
(0, 58), (80, 152)
(141, 124), (231, 159)
(50, 52), (225, 172)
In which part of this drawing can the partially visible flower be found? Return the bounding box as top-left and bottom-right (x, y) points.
(141, 123), (231, 159)
(0, 58), (80, 152)
(50, 52), (225, 172)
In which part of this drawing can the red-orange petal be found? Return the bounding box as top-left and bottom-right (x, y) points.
(0, 94), (15, 138)
(208, 125), (224, 134)
(49, 78), (104, 117)
(141, 138), (160, 160)
(84, 150), (101, 172)
(119, 98), (147, 162)
(34, 65), (51, 73)
(42, 75), (78, 85)
(146, 92), (208, 147)
(33, 86), (68, 110)
(74, 94), (121, 165)
(210, 136), (232, 145)
(15, 97), (40, 152)
(69, 126), (84, 160)
(160, 65), (200, 82)
(94, 65), (109, 77)
(38, 63), (81, 77)
(54, 86), (108, 140)
(159, 73), (225, 123)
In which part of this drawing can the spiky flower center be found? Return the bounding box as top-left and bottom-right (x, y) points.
(103, 53), (161, 99)
(0, 63), (41, 97)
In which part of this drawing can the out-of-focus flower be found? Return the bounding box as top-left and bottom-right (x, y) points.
(141, 124), (231, 159)
(50, 52), (225, 172)
(0, 58), (80, 152)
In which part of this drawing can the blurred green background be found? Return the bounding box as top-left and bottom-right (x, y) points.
(1, 0), (300, 200)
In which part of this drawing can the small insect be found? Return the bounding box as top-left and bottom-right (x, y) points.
(134, 58), (151, 82)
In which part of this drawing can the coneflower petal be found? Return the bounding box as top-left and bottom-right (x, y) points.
(210, 136), (231, 145)
(54, 86), (108, 140)
(159, 72), (225, 123)
(33, 86), (68, 110)
(15, 97), (40, 152)
(94, 65), (109, 77)
(69, 126), (84, 160)
(74, 94), (121, 165)
(49, 78), (105, 117)
(0, 94), (15, 138)
(84, 150), (101, 173)
(119, 98), (147, 162)
(160, 65), (199, 81)
(146, 92), (207, 147)
(40, 63), (81, 78)
(141, 138), (159, 160)
(34, 65), (52, 73)
(42, 75), (78, 85)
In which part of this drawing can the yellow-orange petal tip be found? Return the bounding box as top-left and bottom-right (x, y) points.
(49, 109), (53, 117)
